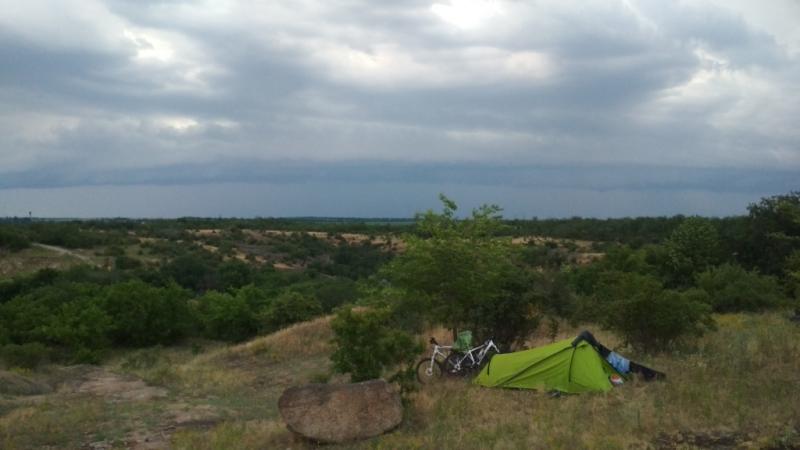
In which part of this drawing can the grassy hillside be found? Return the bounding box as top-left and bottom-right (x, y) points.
(2, 312), (799, 449)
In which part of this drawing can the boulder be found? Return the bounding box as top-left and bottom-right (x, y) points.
(278, 379), (403, 443)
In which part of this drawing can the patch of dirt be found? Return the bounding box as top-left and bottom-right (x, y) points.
(654, 429), (754, 449)
(32, 243), (98, 265)
(273, 262), (303, 271)
(166, 403), (222, 428)
(66, 369), (167, 401)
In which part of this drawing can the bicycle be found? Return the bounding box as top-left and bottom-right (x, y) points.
(443, 338), (500, 376)
(415, 337), (452, 384)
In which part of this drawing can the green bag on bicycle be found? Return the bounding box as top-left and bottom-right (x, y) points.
(453, 330), (473, 352)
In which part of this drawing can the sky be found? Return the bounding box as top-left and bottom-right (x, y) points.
(0, 0), (798, 218)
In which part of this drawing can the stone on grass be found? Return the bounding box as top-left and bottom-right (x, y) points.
(278, 379), (403, 443)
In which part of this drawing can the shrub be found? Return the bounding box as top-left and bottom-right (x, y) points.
(194, 291), (258, 342)
(696, 264), (786, 312)
(164, 253), (219, 292)
(0, 283), (102, 345)
(45, 298), (113, 361)
(0, 228), (30, 252)
(0, 268), (60, 304)
(100, 281), (192, 346)
(285, 278), (358, 313)
(260, 291), (322, 332)
(330, 307), (421, 382)
(114, 255), (142, 270)
(0, 343), (50, 369)
(609, 288), (713, 352)
(234, 284), (273, 312)
(218, 260), (255, 290)
(588, 272), (714, 352)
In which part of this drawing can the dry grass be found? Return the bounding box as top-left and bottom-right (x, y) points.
(154, 312), (800, 449)
(212, 314), (335, 363)
(0, 247), (82, 278)
(2, 312), (799, 449)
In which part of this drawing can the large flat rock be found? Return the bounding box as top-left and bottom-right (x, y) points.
(278, 379), (402, 443)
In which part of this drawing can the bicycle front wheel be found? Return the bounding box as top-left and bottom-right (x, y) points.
(416, 358), (443, 384)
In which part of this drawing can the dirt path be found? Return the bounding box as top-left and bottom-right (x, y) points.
(32, 243), (98, 265)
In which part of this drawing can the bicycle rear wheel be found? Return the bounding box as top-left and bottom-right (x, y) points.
(443, 352), (466, 377)
(416, 359), (443, 384)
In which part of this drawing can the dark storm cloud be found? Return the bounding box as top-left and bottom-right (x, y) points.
(0, 0), (798, 217)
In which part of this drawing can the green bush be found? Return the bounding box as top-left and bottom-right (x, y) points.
(285, 278), (358, 313)
(46, 298), (113, 362)
(330, 307), (421, 382)
(0, 282), (113, 362)
(194, 291), (258, 342)
(114, 255), (142, 270)
(218, 260), (255, 290)
(164, 253), (219, 292)
(588, 273), (714, 352)
(0, 228), (30, 252)
(234, 284), (273, 312)
(100, 281), (192, 346)
(260, 291), (322, 332)
(0, 343), (50, 369)
(0, 283), (102, 345)
(696, 264), (786, 312)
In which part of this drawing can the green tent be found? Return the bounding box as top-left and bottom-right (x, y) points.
(474, 338), (621, 394)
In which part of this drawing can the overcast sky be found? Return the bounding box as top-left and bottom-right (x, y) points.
(1, 0), (798, 218)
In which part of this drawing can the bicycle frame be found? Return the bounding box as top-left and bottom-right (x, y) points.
(450, 339), (500, 372)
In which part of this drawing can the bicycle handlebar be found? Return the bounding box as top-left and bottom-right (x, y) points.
(429, 337), (438, 345)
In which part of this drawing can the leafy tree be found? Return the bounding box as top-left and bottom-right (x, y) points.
(662, 217), (721, 287)
(696, 264), (786, 312)
(330, 307), (421, 382)
(740, 191), (800, 276)
(786, 250), (800, 299)
(385, 195), (534, 343)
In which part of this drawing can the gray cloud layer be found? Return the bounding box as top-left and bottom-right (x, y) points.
(1, 0), (798, 217)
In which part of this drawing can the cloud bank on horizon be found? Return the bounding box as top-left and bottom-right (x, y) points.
(0, 0), (798, 217)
